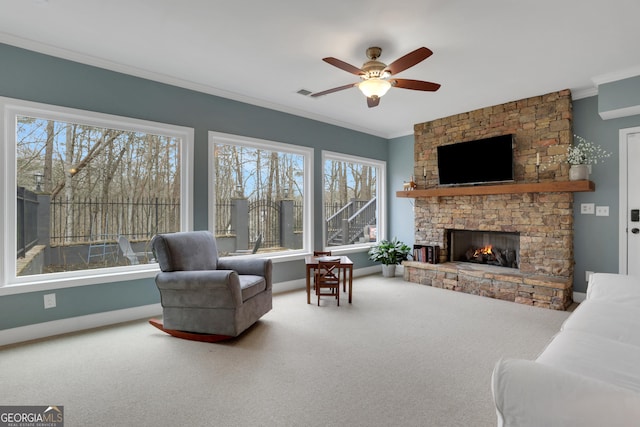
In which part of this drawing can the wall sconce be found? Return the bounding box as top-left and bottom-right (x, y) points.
(34, 172), (44, 192)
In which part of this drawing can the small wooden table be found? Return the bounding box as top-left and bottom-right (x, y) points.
(305, 255), (353, 304)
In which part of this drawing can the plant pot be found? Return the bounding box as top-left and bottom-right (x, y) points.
(569, 164), (590, 181)
(382, 264), (396, 277)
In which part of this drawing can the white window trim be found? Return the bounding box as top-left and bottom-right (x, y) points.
(321, 150), (386, 253)
(208, 131), (314, 260)
(0, 97), (194, 293)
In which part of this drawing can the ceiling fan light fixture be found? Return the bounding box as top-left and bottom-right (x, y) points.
(357, 78), (391, 98)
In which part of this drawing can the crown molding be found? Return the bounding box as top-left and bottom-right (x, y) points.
(571, 86), (598, 100)
(592, 65), (640, 86)
(0, 33), (387, 138)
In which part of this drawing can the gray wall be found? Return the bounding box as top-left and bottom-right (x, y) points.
(573, 95), (640, 292)
(388, 134), (415, 246)
(598, 75), (640, 116)
(0, 43), (385, 330)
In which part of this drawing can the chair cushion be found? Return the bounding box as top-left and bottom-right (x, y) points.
(152, 231), (218, 272)
(239, 275), (267, 301)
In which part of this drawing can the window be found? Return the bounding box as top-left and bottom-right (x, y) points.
(1, 97), (193, 287)
(322, 151), (385, 250)
(208, 131), (312, 258)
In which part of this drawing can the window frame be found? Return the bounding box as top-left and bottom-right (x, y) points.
(321, 150), (386, 253)
(208, 131), (314, 261)
(0, 97), (194, 292)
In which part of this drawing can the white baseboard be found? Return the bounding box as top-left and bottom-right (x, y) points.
(573, 291), (586, 303)
(0, 303), (162, 347)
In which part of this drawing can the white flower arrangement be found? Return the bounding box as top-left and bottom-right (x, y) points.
(567, 135), (611, 165)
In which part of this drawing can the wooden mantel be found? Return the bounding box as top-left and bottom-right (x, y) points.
(396, 180), (595, 198)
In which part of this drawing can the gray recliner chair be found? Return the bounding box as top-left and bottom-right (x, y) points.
(150, 230), (272, 339)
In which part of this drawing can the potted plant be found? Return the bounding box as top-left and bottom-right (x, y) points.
(567, 135), (611, 180)
(368, 237), (412, 277)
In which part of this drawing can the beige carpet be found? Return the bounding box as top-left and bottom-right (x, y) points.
(0, 275), (571, 426)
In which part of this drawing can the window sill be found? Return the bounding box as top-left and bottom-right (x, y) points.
(0, 267), (159, 296)
(324, 245), (374, 255)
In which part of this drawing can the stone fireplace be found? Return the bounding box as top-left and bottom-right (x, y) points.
(402, 90), (575, 310)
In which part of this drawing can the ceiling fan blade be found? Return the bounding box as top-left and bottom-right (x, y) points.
(384, 47), (433, 75)
(310, 82), (358, 98)
(367, 96), (380, 108)
(322, 57), (365, 76)
(390, 78), (441, 92)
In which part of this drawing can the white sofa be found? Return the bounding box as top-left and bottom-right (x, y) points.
(491, 273), (640, 427)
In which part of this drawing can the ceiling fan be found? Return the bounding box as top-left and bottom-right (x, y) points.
(311, 46), (441, 108)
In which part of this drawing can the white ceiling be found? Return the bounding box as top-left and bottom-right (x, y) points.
(1, 0), (640, 138)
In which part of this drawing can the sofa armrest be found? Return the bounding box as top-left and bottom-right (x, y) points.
(587, 273), (640, 305)
(492, 359), (640, 427)
(217, 257), (272, 290)
(155, 270), (242, 307)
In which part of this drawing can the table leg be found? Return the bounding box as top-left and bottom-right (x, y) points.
(348, 266), (353, 303)
(306, 265), (311, 304)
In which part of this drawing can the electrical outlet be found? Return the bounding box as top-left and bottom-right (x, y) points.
(585, 270), (594, 282)
(595, 206), (609, 216)
(44, 293), (56, 309)
(580, 203), (595, 214)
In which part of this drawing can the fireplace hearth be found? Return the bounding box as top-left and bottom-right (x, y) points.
(448, 230), (519, 269)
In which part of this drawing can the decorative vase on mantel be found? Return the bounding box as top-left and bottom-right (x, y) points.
(569, 164), (590, 181)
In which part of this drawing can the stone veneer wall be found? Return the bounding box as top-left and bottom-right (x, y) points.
(406, 90), (575, 309)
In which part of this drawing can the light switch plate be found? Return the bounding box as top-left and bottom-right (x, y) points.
(596, 206), (609, 216)
(581, 203), (595, 214)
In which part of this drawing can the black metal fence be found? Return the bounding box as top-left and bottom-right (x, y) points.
(294, 201), (303, 233)
(215, 199), (304, 246)
(33, 195), (358, 251)
(248, 199), (281, 248)
(214, 200), (235, 235)
(50, 197), (180, 245)
(17, 187), (39, 258)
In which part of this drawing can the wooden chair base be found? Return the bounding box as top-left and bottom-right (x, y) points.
(148, 318), (233, 343)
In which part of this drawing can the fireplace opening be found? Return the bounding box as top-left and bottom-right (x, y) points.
(447, 230), (519, 269)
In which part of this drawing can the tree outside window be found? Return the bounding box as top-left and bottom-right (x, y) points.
(3, 98), (192, 285)
(209, 132), (312, 256)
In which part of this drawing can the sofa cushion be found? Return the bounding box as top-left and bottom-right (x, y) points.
(587, 273), (640, 305)
(536, 329), (640, 393)
(561, 299), (640, 347)
(239, 275), (266, 302)
(492, 359), (640, 427)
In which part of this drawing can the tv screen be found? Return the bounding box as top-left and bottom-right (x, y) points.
(437, 135), (514, 186)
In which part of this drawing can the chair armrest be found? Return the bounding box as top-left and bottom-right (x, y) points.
(217, 257), (272, 290)
(155, 270), (242, 306)
(492, 359), (640, 427)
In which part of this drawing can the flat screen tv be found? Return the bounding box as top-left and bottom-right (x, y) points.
(437, 134), (514, 186)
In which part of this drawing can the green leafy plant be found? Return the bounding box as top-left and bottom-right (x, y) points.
(368, 237), (411, 265)
(567, 135), (611, 165)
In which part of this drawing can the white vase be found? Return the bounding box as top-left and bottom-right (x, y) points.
(569, 164), (589, 181)
(382, 264), (396, 277)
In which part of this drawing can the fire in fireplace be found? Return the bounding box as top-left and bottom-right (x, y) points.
(447, 230), (519, 269)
